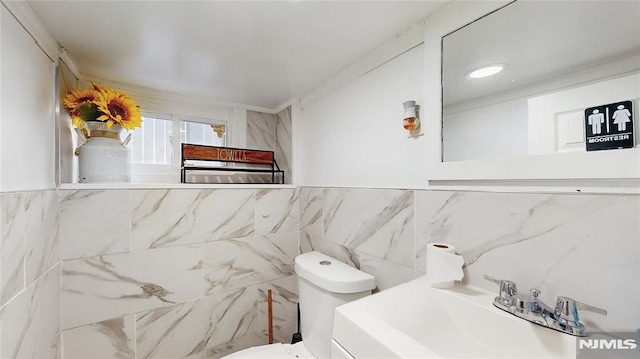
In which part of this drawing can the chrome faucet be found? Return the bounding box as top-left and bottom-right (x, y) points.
(483, 275), (607, 337)
(484, 275), (518, 307)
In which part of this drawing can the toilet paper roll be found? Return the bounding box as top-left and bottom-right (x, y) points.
(425, 243), (464, 289)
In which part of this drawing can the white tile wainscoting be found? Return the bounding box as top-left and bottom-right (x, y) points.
(58, 188), (300, 359)
(0, 190), (61, 359)
(299, 187), (639, 333)
(0, 187), (637, 359)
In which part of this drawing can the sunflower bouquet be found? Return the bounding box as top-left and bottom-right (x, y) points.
(63, 84), (142, 130)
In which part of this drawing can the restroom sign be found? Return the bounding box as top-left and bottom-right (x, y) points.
(584, 100), (634, 151)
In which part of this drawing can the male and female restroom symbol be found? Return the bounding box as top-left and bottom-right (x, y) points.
(588, 104), (632, 135)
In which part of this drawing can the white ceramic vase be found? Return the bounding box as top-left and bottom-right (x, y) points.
(78, 121), (130, 183)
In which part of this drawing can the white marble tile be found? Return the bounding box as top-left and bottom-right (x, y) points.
(256, 276), (298, 333)
(469, 194), (639, 332)
(24, 190), (59, 286)
(0, 192), (25, 306)
(204, 232), (297, 295)
(275, 107), (292, 183)
(183, 351), (206, 359)
(416, 190), (640, 332)
(1, 264), (60, 359)
(414, 190), (459, 273)
(246, 111), (276, 151)
(203, 287), (262, 348)
(63, 314), (135, 359)
(492, 215), (639, 333)
(62, 245), (203, 329)
(131, 189), (254, 250)
(299, 187), (323, 237)
(323, 188), (414, 267)
(299, 231), (314, 254)
(300, 232), (360, 269)
(255, 189), (299, 235)
(136, 299), (212, 359)
(357, 252), (421, 292)
(417, 192), (575, 265)
(59, 190), (130, 260)
(415, 191), (564, 273)
(136, 287), (259, 358)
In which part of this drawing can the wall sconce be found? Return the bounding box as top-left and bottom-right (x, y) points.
(402, 100), (422, 137)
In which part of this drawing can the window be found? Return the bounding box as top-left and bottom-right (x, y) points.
(128, 111), (227, 182)
(131, 113), (172, 165)
(180, 120), (225, 147)
(179, 116), (226, 167)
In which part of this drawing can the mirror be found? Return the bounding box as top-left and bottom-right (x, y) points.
(441, 1), (640, 162)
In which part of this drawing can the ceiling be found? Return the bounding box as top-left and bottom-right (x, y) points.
(27, 0), (450, 109)
(443, 1), (640, 107)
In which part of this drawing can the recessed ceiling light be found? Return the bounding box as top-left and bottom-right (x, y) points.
(466, 64), (506, 79)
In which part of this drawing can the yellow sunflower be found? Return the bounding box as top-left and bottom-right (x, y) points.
(93, 88), (142, 130)
(63, 88), (97, 127)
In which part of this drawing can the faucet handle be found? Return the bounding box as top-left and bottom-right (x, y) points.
(555, 296), (607, 322)
(483, 275), (518, 306)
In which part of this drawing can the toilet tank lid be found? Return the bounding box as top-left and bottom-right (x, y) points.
(295, 251), (376, 294)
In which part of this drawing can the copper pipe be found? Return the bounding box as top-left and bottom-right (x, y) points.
(267, 289), (274, 344)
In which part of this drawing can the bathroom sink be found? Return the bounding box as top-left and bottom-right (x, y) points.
(332, 278), (576, 358)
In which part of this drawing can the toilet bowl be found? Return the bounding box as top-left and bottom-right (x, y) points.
(223, 251), (375, 359)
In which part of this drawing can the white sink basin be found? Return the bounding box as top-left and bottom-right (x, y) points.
(333, 278), (576, 358)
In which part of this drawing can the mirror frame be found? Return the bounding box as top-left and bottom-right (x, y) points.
(423, 1), (640, 183)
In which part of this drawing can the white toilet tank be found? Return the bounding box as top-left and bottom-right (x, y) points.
(295, 251), (375, 359)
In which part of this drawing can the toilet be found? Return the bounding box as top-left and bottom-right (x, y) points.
(224, 251), (376, 359)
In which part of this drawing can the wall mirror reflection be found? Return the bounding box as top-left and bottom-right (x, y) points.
(441, 1), (640, 162)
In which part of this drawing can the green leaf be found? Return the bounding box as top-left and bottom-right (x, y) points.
(78, 103), (101, 122)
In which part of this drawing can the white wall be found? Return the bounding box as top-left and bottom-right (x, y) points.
(443, 98), (528, 162)
(1, 4), (56, 191)
(299, 45), (428, 188)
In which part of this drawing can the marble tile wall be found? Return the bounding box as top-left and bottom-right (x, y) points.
(4, 186), (633, 359)
(58, 188), (300, 359)
(246, 111), (276, 152)
(415, 190), (640, 333)
(59, 190), (130, 259)
(299, 187), (421, 293)
(300, 187), (640, 332)
(275, 107), (293, 184)
(0, 190), (61, 359)
(246, 109), (293, 184)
